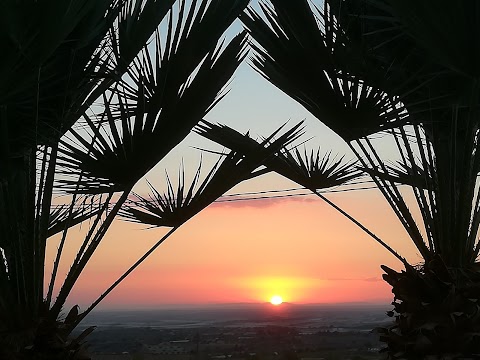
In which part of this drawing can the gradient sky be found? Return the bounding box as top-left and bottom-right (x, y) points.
(45, 3), (424, 310)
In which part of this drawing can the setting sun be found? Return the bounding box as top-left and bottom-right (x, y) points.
(270, 295), (283, 305)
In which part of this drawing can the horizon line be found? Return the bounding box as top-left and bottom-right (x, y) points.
(88, 300), (391, 312)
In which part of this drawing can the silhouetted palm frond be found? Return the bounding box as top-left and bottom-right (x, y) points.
(240, 0), (408, 142)
(123, 121), (305, 227)
(194, 120), (303, 165)
(0, 0), (124, 152)
(194, 120), (361, 190)
(361, 161), (433, 189)
(57, 0), (249, 194)
(47, 198), (101, 237)
(121, 167), (205, 228)
(272, 147), (362, 190)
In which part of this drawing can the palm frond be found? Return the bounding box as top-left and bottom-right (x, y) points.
(122, 122), (305, 227)
(362, 161), (433, 189)
(193, 120), (361, 190)
(47, 198), (102, 237)
(1, 0), (252, 356)
(121, 163), (213, 227)
(56, 1), (249, 194)
(1, 0), (121, 153)
(115, 0), (177, 71)
(240, 0), (408, 142)
(272, 147), (362, 190)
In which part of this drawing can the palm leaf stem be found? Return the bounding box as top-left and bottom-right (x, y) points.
(65, 0), (177, 130)
(469, 195), (480, 248)
(473, 241), (480, 262)
(430, 117), (455, 263)
(45, 187), (96, 308)
(312, 189), (407, 264)
(50, 189), (129, 319)
(468, 184), (480, 262)
(362, 136), (430, 258)
(468, 129), (480, 251)
(423, 123), (440, 243)
(431, 126), (452, 261)
(28, 148), (40, 314)
(396, 126), (435, 251)
(47, 206), (102, 238)
(457, 113), (476, 265)
(46, 125), (106, 307)
(26, 147), (38, 316)
(34, 146), (48, 238)
(412, 124), (438, 249)
(364, 136), (412, 216)
(350, 139), (431, 260)
(36, 143), (58, 306)
(72, 226), (179, 329)
(350, 140), (412, 237)
(72, 194), (113, 271)
(459, 111), (480, 263)
(429, 106), (479, 266)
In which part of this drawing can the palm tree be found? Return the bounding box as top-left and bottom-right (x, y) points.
(207, 0), (480, 358)
(0, 0), (264, 358)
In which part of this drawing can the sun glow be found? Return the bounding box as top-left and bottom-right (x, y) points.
(270, 295), (283, 305)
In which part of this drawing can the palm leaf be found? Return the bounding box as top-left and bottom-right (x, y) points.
(115, 0), (177, 71)
(1, 0), (121, 153)
(56, 1), (249, 194)
(47, 198), (102, 237)
(272, 147), (362, 190)
(193, 120), (361, 190)
(123, 122), (305, 227)
(361, 161), (433, 189)
(240, 0), (408, 142)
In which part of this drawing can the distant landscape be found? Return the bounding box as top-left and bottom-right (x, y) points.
(77, 303), (390, 360)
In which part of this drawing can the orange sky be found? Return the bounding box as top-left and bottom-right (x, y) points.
(46, 173), (422, 310)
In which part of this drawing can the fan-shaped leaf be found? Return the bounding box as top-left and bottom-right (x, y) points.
(122, 122), (304, 227)
(57, 2), (249, 193)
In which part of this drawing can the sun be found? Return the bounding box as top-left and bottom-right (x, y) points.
(270, 295), (283, 305)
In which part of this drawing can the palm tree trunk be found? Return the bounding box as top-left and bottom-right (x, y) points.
(379, 255), (480, 359)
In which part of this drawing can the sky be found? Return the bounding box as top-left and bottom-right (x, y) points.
(45, 1), (424, 310)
